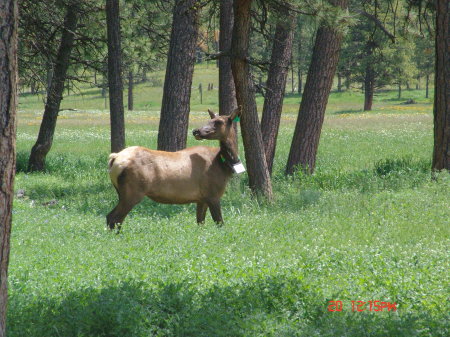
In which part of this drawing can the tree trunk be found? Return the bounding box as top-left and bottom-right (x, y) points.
(285, 0), (348, 175)
(297, 24), (303, 95)
(30, 81), (36, 94)
(432, 0), (449, 170)
(345, 74), (350, 90)
(106, 0), (125, 153)
(426, 74), (430, 98)
(231, 0), (273, 199)
(364, 65), (374, 111)
(128, 70), (133, 111)
(219, 0), (238, 147)
(398, 83), (402, 99)
(291, 53), (295, 93)
(298, 70), (302, 95)
(46, 62), (53, 93)
(157, 0), (200, 151)
(141, 67), (147, 82)
(28, 3), (78, 172)
(261, 11), (296, 175)
(0, 1), (18, 335)
(337, 74), (342, 92)
(101, 83), (107, 98)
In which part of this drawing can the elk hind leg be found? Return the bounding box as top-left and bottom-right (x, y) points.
(107, 186), (144, 231)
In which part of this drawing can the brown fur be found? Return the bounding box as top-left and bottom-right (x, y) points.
(106, 109), (240, 230)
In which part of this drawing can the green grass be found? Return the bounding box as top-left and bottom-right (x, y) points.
(8, 66), (449, 336)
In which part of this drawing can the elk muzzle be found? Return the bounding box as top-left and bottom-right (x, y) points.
(193, 127), (214, 140)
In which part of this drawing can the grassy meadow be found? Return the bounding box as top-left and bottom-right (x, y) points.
(8, 64), (449, 336)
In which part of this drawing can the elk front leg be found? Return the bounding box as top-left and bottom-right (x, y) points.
(207, 198), (223, 226)
(196, 202), (208, 224)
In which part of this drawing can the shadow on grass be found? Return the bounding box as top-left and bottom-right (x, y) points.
(64, 86), (103, 98)
(8, 277), (446, 337)
(333, 108), (363, 115)
(19, 90), (47, 97)
(382, 96), (416, 103)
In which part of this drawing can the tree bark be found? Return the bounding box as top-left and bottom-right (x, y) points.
(285, 0), (348, 175)
(46, 62), (53, 94)
(157, 0), (200, 151)
(337, 74), (342, 92)
(260, 11), (296, 175)
(291, 54), (295, 93)
(432, 0), (449, 170)
(101, 84), (107, 98)
(219, 0), (238, 148)
(30, 81), (37, 94)
(219, 0), (237, 116)
(128, 70), (133, 111)
(28, 3), (78, 172)
(298, 70), (302, 95)
(106, 0), (125, 153)
(345, 74), (351, 90)
(0, 1), (18, 335)
(297, 23), (303, 95)
(141, 67), (148, 82)
(364, 65), (374, 111)
(231, 0), (273, 199)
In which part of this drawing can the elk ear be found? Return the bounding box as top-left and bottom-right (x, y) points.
(208, 109), (217, 119)
(229, 108), (240, 122)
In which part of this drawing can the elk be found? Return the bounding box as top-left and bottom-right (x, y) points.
(106, 108), (243, 231)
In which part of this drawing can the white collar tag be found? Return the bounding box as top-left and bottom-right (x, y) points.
(232, 162), (246, 174)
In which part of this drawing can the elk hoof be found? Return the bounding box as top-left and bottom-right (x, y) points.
(115, 224), (122, 234)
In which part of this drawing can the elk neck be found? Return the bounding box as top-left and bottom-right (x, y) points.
(219, 129), (239, 165)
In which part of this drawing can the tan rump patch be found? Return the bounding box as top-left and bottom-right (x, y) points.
(108, 153), (123, 188)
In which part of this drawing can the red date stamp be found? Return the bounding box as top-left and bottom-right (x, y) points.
(328, 300), (397, 312)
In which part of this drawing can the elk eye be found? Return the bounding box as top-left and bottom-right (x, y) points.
(215, 120), (223, 126)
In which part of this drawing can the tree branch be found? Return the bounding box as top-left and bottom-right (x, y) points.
(356, 9), (396, 43)
(204, 50), (230, 60)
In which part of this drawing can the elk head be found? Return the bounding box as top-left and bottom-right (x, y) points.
(192, 108), (239, 142)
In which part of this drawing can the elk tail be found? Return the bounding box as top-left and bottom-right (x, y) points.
(108, 153), (122, 189)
